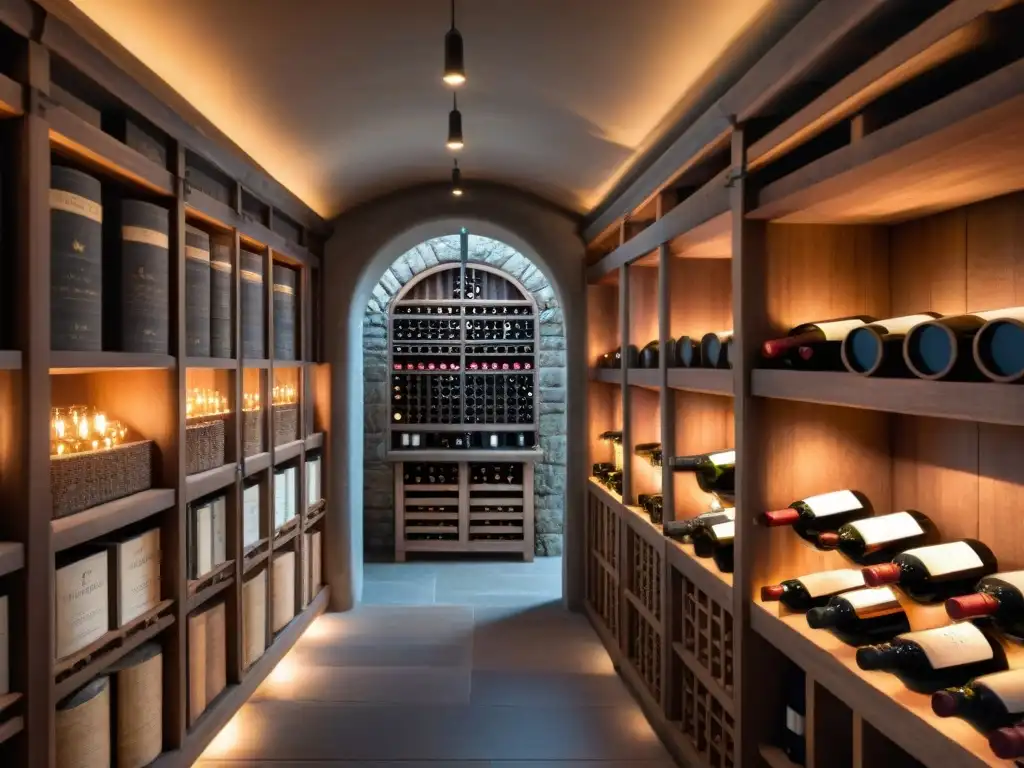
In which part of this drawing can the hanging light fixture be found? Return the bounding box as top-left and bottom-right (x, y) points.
(446, 93), (464, 150)
(443, 0), (466, 86)
(451, 160), (463, 196)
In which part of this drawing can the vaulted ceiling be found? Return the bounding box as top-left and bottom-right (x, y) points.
(68, 0), (780, 220)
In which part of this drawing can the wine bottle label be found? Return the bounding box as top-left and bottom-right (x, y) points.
(842, 587), (902, 618)
(899, 623), (993, 670)
(903, 541), (983, 577)
(49, 188), (103, 222)
(710, 521), (735, 543)
(814, 318), (868, 340)
(977, 670), (1024, 713)
(991, 571), (1024, 592)
(803, 489), (862, 518)
(876, 314), (940, 334)
(785, 707), (805, 736)
(978, 306), (1024, 322)
(799, 569), (865, 598)
(122, 226), (170, 249)
(708, 450), (735, 466)
(848, 511), (923, 546)
(185, 245), (211, 263)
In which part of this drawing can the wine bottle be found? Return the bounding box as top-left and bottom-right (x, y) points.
(592, 462), (615, 480)
(840, 313), (943, 376)
(760, 568), (865, 611)
(855, 622), (1007, 692)
(933, 669), (1024, 731)
(663, 508), (735, 540)
(806, 586), (910, 644)
(989, 721), (1024, 760)
(782, 663), (806, 765)
(599, 430), (623, 444)
(761, 490), (871, 544)
(638, 340), (659, 369)
(974, 312), (1024, 383)
(633, 442), (661, 457)
(791, 344), (845, 371)
(817, 510), (938, 565)
(691, 519), (734, 573)
(675, 336), (699, 367)
(904, 307), (1024, 380)
(700, 331), (732, 369)
(862, 540), (998, 604)
(945, 571), (1024, 637)
(668, 449), (735, 495)
(762, 316), (877, 360)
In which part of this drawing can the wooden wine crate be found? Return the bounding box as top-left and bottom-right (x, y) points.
(584, 485), (620, 646)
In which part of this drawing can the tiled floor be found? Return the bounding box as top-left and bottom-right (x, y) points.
(196, 556), (676, 768)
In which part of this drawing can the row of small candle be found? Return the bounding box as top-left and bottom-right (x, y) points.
(50, 406), (129, 456)
(186, 388), (230, 419)
(272, 385), (298, 405)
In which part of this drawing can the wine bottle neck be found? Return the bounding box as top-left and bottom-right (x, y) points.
(855, 642), (897, 670)
(669, 456), (702, 470)
(946, 592), (1000, 620)
(931, 687), (969, 718)
(760, 584), (785, 601)
(805, 606), (837, 629)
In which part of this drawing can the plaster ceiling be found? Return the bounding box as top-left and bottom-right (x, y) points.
(68, 0), (776, 219)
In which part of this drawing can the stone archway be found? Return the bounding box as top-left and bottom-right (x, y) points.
(362, 233), (567, 558)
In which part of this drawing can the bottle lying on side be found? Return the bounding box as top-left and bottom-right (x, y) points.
(667, 449), (735, 496)
(933, 669), (1024, 731)
(762, 316), (877, 369)
(903, 307), (1024, 381)
(760, 568), (866, 612)
(674, 336), (700, 367)
(691, 519), (735, 573)
(805, 587), (910, 646)
(989, 720), (1024, 760)
(946, 571), (1024, 637)
(663, 508), (735, 541)
(638, 340), (660, 369)
(855, 622), (1008, 693)
(637, 494), (663, 524)
(817, 510), (938, 565)
(761, 489), (872, 546)
(862, 539), (998, 604)
(840, 313), (942, 377)
(700, 331), (732, 369)
(591, 462), (615, 481)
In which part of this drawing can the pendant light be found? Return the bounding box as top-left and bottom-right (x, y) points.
(446, 93), (464, 150)
(443, 0), (466, 86)
(451, 160), (463, 197)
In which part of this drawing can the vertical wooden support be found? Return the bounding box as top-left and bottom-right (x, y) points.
(731, 123), (770, 768)
(16, 38), (55, 768)
(522, 463), (535, 562)
(228, 229), (243, 684)
(264, 244), (276, 645)
(393, 468), (405, 562)
(457, 460), (469, 546)
(658, 244), (675, 523)
(618, 265), (631, 503)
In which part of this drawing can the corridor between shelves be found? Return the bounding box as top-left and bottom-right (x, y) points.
(195, 557), (674, 767)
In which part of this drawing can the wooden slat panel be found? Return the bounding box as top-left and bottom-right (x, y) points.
(890, 208), (967, 316)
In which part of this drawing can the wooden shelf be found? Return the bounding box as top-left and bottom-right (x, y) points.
(0, 716), (24, 746)
(186, 573), (235, 613)
(244, 452), (271, 477)
(0, 692), (22, 717)
(759, 744), (803, 768)
(304, 432), (324, 450)
(469, 483), (524, 491)
(0, 351), (21, 370)
(50, 351), (176, 374)
(273, 521), (300, 548)
(274, 439), (303, 464)
(387, 448), (544, 463)
(751, 600), (1001, 768)
(589, 367), (620, 384)
(185, 463), (236, 503)
(0, 72), (22, 117)
(304, 504), (326, 530)
(271, 359), (304, 368)
(405, 484), (459, 492)
(52, 488), (176, 552)
(751, 369), (1024, 427)
(185, 357), (237, 369)
(242, 358), (271, 369)
(666, 367), (734, 396)
(665, 536), (733, 610)
(0, 543), (24, 578)
(48, 106), (175, 196)
(750, 58), (1024, 224)
(187, 559), (235, 599)
(391, 423), (536, 432)
(242, 543), (270, 574)
(626, 369), (660, 389)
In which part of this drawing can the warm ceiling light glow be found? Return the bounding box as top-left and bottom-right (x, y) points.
(443, 0), (466, 86)
(446, 94), (464, 151)
(451, 160), (463, 197)
(452, 188), (464, 197)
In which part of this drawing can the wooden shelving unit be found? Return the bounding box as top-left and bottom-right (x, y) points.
(0, 11), (331, 768)
(582, 4), (1024, 767)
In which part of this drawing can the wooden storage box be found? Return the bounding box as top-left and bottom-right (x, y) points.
(272, 551), (295, 633)
(51, 439), (154, 518)
(187, 601), (226, 726)
(243, 409), (263, 457)
(56, 676), (111, 768)
(109, 643), (162, 768)
(242, 570), (267, 668)
(185, 417), (226, 475)
(55, 551), (110, 660)
(273, 403), (299, 446)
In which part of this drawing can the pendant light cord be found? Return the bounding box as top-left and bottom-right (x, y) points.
(450, 0), (456, 30)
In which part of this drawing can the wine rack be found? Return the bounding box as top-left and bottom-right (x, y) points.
(387, 263), (540, 560)
(585, 488), (620, 645)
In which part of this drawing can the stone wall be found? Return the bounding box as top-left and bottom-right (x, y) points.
(362, 234), (566, 557)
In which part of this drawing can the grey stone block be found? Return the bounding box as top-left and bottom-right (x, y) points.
(535, 508), (564, 534)
(537, 351), (565, 368)
(539, 306), (564, 324)
(540, 335), (566, 351)
(539, 413), (565, 434)
(390, 258), (415, 285)
(539, 369), (565, 387)
(379, 269), (402, 296)
(365, 312), (387, 328)
(539, 386), (566, 403)
(539, 402), (566, 415)
(535, 533), (563, 556)
(539, 435), (567, 466)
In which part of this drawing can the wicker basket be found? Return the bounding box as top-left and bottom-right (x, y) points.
(56, 676), (111, 768)
(185, 418), (226, 475)
(110, 643), (162, 768)
(273, 404), (298, 446)
(51, 440), (154, 519)
(243, 410), (263, 457)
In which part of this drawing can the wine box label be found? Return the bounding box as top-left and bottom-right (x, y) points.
(877, 314), (941, 334)
(800, 569), (865, 598)
(803, 490), (861, 518)
(187, 611), (207, 725)
(0, 596), (8, 696)
(977, 670), (1024, 713)
(842, 587), (902, 618)
(212, 497), (227, 566)
(185, 245), (210, 263)
(904, 541), (983, 577)
(899, 622), (993, 670)
(49, 188), (103, 223)
(56, 551), (110, 659)
(993, 572), (1024, 593)
(272, 551), (296, 632)
(708, 450), (735, 466)
(849, 511), (923, 547)
(205, 603), (227, 704)
(710, 521), (735, 543)
(307, 457), (321, 505)
(274, 471), (288, 530)
(191, 503), (214, 579)
(242, 571), (267, 668)
(817, 318), (868, 340)
(243, 484), (261, 549)
(109, 529), (161, 627)
(785, 707), (805, 736)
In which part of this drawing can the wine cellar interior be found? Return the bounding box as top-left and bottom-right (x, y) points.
(2, 0), (1024, 766)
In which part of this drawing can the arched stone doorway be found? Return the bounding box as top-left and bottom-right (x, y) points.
(362, 233), (567, 558)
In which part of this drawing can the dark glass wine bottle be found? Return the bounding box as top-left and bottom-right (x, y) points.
(663, 507), (734, 540)
(904, 308), (1024, 381)
(839, 313), (941, 376)
(675, 336), (700, 367)
(945, 571), (1024, 637)
(782, 663), (806, 765)
(932, 669), (1024, 731)
(817, 510), (938, 565)
(761, 490), (871, 544)
(633, 442), (661, 458)
(762, 316), (877, 361)
(855, 622), (1007, 692)
(989, 721), (1024, 760)
(700, 331), (732, 369)
(691, 519), (734, 573)
(862, 539), (998, 604)
(668, 449), (735, 495)
(592, 462), (615, 480)
(805, 586), (910, 644)
(760, 568), (865, 611)
(974, 312), (1024, 383)
(638, 340), (659, 369)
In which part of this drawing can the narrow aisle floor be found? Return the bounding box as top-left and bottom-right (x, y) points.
(197, 556), (676, 767)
